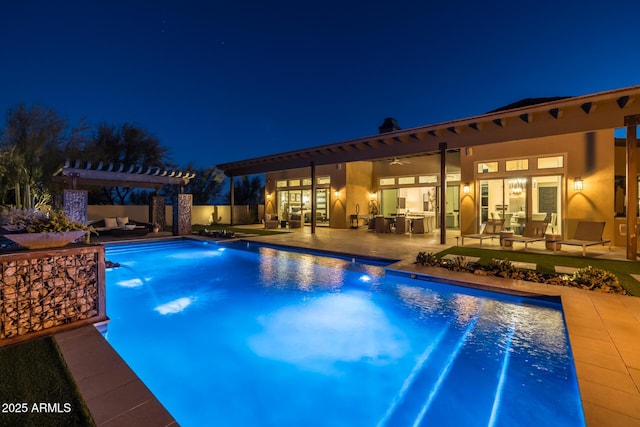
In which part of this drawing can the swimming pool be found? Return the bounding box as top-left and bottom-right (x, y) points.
(104, 239), (585, 427)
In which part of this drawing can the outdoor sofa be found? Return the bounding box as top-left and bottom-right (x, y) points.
(90, 217), (151, 236)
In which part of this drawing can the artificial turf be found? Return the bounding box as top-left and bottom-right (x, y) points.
(434, 246), (640, 296)
(0, 337), (95, 427)
(191, 223), (287, 236)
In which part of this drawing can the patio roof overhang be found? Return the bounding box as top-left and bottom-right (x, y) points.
(216, 84), (640, 176)
(52, 160), (195, 189)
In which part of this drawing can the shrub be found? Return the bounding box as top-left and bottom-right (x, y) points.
(441, 255), (474, 272)
(415, 251), (439, 266)
(571, 266), (625, 294)
(414, 252), (628, 295)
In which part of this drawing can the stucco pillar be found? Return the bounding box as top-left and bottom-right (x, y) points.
(625, 115), (639, 260)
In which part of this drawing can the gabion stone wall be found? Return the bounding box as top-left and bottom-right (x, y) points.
(173, 193), (192, 236)
(0, 245), (106, 345)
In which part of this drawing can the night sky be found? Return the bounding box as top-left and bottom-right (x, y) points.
(2, 1), (639, 169)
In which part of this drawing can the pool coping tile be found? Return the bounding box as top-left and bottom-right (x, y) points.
(55, 326), (176, 426)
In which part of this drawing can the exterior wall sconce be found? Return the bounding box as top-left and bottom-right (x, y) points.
(369, 192), (377, 200)
(574, 178), (584, 191)
(266, 193), (272, 200)
(463, 184), (470, 194)
(334, 190), (340, 197)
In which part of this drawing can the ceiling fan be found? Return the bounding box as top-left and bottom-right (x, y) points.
(389, 157), (411, 166)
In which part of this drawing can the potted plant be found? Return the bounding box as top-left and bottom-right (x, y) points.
(0, 207), (93, 249)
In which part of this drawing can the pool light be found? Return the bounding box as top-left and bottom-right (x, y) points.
(155, 297), (195, 315)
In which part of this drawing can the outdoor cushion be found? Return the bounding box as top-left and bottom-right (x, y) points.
(117, 216), (129, 227)
(104, 217), (118, 228)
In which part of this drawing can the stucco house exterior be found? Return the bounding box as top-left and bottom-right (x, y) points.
(217, 84), (640, 259)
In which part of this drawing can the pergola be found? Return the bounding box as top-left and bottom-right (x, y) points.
(53, 159), (194, 189)
(217, 85), (640, 259)
(53, 160), (196, 235)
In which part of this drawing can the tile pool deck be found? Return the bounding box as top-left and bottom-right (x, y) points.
(58, 226), (640, 426)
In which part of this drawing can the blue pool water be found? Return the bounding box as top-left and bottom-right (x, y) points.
(104, 239), (585, 427)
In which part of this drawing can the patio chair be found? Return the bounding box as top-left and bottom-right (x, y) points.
(555, 221), (611, 256)
(411, 217), (425, 234)
(395, 216), (409, 234)
(264, 215), (279, 229)
(461, 223), (497, 246)
(375, 216), (390, 233)
(289, 214), (302, 228)
(501, 220), (548, 250)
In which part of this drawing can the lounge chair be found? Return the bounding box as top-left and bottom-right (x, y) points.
(555, 221), (611, 256)
(502, 220), (548, 250)
(461, 224), (497, 246)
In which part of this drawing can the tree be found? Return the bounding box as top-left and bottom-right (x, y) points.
(83, 123), (172, 204)
(233, 175), (264, 205)
(0, 104), (68, 208)
(157, 164), (223, 206)
(185, 166), (224, 205)
(229, 175), (264, 224)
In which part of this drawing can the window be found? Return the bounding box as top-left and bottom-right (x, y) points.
(302, 178), (312, 186)
(398, 177), (415, 185)
(276, 180), (287, 188)
(317, 176), (331, 185)
(506, 159), (529, 171)
(380, 177), (395, 186)
(477, 162), (498, 173)
(419, 175), (438, 184)
(538, 156), (563, 169)
(288, 179), (300, 187)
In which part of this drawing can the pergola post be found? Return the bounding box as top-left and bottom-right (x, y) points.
(439, 142), (447, 244)
(173, 186), (192, 236)
(311, 161), (316, 234)
(625, 115), (639, 260)
(63, 189), (88, 225)
(150, 193), (166, 231)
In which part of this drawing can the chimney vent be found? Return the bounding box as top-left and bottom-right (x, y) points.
(378, 117), (401, 134)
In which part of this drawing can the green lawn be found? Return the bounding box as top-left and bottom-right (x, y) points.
(0, 337), (95, 426)
(434, 246), (640, 296)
